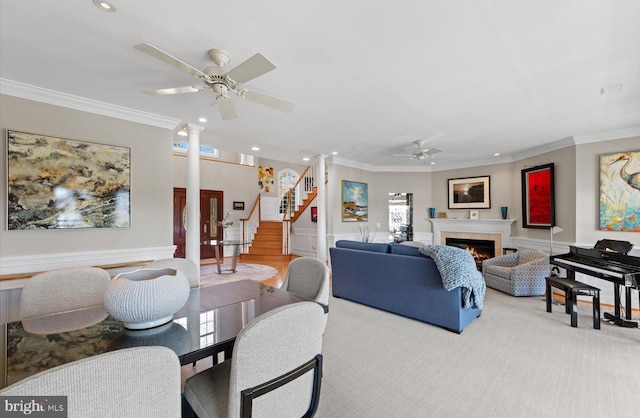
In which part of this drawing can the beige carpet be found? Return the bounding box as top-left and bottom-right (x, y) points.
(199, 263), (277, 287)
(316, 288), (640, 417)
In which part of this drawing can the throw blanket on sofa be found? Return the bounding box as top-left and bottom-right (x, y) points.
(419, 245), (486, 309)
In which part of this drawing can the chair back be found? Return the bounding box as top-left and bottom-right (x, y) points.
(518, 250), (547, 264)
(229, 302), (325, 418)
(20, 267), (110, 320)
(148, 258), (200, 288)
(281, 257), (329, 305)
(0, 346), (182, 418)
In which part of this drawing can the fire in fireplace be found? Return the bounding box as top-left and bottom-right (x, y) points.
(445, 237), (495, 270)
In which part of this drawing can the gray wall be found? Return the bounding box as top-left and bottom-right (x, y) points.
(3, 94), (638, 265)
(575, 136), (639, 247)
(0, 95), (173, 259)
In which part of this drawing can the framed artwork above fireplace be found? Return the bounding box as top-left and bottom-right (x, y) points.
(448, 176), (491, 209)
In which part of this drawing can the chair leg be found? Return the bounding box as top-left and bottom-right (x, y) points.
(570, 290), (578, 327)
(546, 280), (552, 313)
(593, 291), (601, 330)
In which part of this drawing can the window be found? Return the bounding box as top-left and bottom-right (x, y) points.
(278, 169), (299, 214)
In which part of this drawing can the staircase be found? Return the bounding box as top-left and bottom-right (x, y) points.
(240, 221), (292, 262)
(290, 186), (317, 222)
(239, 166), (319, 263)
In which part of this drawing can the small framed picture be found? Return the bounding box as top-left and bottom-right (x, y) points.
(233, 201), (245, 210)
(311, 207), (318, 222)
(469, 210), (479, 220)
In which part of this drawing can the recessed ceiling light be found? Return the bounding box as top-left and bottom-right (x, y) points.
(430, 161), (436, 165)
(93, 0), (116, 12)
(332, 151), (338, 155)
(493, 153), (500, 156)
(302, 157), (310, 161)
(251, 146), (260, 151)
(198, 117), (207, 123)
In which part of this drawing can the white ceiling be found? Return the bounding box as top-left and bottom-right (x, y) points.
(1, 0), (639, 171)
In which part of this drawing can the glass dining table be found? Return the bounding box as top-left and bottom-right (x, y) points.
(0, 280), (326, 389)
(203, 239), (252, 274)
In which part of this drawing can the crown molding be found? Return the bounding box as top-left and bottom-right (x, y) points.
(573, 126), (640, 144)
(0, 78), (181, 130)
(511, 136), (576, 161)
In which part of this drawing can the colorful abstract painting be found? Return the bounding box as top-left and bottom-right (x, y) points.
(521, 163), (555, 228)
(600, 151), (640, 231)
(7, 130), (130, 230)
(342, 180), (368, 222)
(258, 166), (274, 192)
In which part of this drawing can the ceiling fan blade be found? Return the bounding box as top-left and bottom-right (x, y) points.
(391, 154), (414, 157)
(134, 43), (207, 78)
(426, 148), (444, 156)
(241, 90), (294, 112)
(142, 86), (205, 95)
(216, 96), (237, 120)
(225, 53), (276, 84)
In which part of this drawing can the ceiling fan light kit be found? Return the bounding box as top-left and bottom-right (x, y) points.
(392, 139), (443, 161)
(133, 43), (294, 120)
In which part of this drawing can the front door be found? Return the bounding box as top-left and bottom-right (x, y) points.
(173, 188), (223, 259)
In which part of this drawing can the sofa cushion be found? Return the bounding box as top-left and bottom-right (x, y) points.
(335, 240), (390, 253)
(390, 244), (423, 257)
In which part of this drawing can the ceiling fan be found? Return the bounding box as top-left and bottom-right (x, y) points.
(392, 139), (445, 161)
(133, 43), (294, 120)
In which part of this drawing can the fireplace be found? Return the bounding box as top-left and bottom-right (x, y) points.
(446, 237), (495, 270)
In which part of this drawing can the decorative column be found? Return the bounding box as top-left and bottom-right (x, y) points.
(316, 154), (327, 263)
(184, 123), (204, 274)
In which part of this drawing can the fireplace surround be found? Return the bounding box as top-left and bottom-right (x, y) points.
(429, 219), (516, 257)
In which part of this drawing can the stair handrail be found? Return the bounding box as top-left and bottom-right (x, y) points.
(240, 194), (261, 253)
(281, 166), (315, 221)
(279, 166), (314, 255)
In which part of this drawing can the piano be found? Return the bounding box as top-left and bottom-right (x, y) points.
(550, 240), (640, 328)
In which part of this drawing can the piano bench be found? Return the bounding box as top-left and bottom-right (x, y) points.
(546, 275), (601, 329)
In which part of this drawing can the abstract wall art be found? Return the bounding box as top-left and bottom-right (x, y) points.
(7, 130), (130, 230)
(521, 163), (555, 229)
(342, 180), (368, 222)
(258, 166), (274, 192)
(599, 151), (640, 232)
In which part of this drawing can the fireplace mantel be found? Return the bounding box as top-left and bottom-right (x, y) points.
(429, 219), (517, 253)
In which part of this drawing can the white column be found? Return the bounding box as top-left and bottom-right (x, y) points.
(185, 124), (204, 274)
(316, 154), (327, 263)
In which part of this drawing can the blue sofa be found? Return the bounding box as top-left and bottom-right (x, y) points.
(329, 240), (482, 333)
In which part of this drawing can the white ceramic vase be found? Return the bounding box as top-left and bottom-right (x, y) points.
(104, 267), (190, 330)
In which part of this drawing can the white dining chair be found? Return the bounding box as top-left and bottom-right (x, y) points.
(184, 302), (325, 418)
(0, 346), (182, 418)
(20, 267), (110, 320)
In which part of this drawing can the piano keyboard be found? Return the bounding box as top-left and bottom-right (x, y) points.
(553, 258), (624, 279)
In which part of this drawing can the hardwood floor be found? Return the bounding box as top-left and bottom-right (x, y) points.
(201, 256), (293, 288)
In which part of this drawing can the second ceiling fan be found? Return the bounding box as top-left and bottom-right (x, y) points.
(134, 43), (294, 120)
